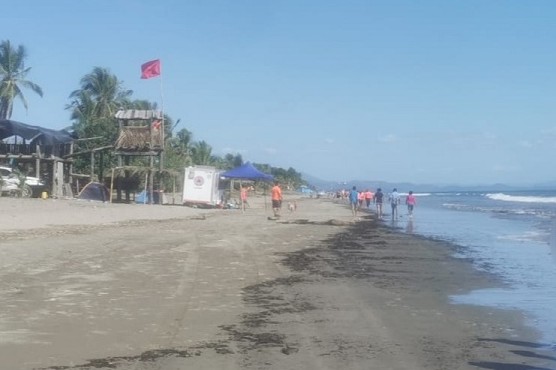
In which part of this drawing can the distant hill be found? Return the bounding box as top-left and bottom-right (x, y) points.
(301, 173), (556, 193)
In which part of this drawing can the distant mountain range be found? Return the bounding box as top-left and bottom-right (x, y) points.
(302, 173), (556, 193)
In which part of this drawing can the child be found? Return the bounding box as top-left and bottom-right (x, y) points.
(406, 191), (416, 217)
(240, 186), (249, 211)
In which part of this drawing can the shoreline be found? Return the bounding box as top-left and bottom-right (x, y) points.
(0, 196), (554, 369)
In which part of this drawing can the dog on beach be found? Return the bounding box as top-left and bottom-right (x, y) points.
(288, 201), (297, 212)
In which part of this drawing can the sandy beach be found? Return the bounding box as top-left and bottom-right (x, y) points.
(0, 195), (554, 370)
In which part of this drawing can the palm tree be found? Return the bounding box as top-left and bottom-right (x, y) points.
(164, 128), (193, 169)
(190, 140), (216, 165)
(222, 153), (243, 169)
(0, 40), (43, 119)
(68, 67), (132, 120)
(66, 68), (133, 177)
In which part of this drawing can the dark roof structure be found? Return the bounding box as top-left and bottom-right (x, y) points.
(0, 119), (75, 145)
(115, 109), (163, 120)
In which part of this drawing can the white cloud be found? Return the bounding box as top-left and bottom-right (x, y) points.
(481, 132), (497, 140)
(492, 164), (520, 173)
(220, 147), (248, 155)
(378, 134), (398, 143)
(541, 126), (556, 136)
(264, 147), (278, 155)
(324, 138), (334, 144)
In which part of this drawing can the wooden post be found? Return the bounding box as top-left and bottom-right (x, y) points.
(51, 161), (56, 198)
(240, 180), (244, 212)
(144, 172), (148, 204)
(172, 176), (176, 205)
(69, 142), (74, 187)
(110, 168), (115, 203)
(149, 156), (154, 204)
(35, 145), (41, 178)
(90, 151), (95, 181)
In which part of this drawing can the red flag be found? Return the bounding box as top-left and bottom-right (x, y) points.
(141, 59), (161, 79)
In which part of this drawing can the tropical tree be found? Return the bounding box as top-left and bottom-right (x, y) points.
(222, 153), (243, 170)
(67, 67), (133, 148)
(66, 67), (134, 178)
(69, 67), (132, 119)
(190, 140), (216, 165)
(168, 128), (193, 158)
(164, 127), (193, 171)
(0, 40), (43, 119)
(252, 163), (305, 190)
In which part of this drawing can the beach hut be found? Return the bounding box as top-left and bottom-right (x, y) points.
(0, 119), (75, 197)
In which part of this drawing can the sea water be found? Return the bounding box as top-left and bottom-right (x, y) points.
(385, 191), (556, 346)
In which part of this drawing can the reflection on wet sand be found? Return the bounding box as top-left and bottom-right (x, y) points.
(405, 218), (414, 234)
(550, 218), (556, 264)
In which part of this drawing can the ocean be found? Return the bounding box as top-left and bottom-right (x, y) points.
(381, 190), (556, 347)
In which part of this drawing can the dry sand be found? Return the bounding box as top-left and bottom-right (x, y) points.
(0, 195), (555, 369)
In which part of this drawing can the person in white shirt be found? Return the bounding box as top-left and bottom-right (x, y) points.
(389, 188), (401, 219)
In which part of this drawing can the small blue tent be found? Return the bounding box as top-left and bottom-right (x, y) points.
(298, 185), (314, 195)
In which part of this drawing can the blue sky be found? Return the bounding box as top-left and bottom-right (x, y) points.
(4, 1), (556, 186)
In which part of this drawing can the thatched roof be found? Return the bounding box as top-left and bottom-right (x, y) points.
(115, 126), (162, 151)
(115, 110), (163, 120)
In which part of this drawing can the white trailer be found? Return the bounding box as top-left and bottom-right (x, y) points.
(182, 166), (224, 207)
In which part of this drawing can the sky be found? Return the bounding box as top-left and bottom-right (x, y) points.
(3, 1), (556, 186)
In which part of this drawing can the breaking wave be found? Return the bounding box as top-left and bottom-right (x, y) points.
(486, 193), (556, 204)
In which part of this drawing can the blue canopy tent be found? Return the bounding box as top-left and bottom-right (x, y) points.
(220, 162), (273, 181)
(220, 162), (273, 210)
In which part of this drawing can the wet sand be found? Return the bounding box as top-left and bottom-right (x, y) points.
(0, 195), (554, 369)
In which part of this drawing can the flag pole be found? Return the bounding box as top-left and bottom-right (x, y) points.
(141, 59), (164, 203)
(159, 65), (165, 172)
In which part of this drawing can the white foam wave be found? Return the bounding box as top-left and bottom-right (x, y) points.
(497, 231), (548, 243)
(486, 193), (556, 204)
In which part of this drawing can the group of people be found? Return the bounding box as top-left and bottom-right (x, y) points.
(239, 180), (284, 217)
(239, 180), (297, 218)
(243, 181), (417, 221)
(348, 186), (416, 219)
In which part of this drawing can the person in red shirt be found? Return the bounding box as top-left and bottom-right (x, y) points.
(406, 190), (417, 217)
(271, 181), (283, 217)
(240, 186), (249, 212)
(358, 191), (365, 209)
(364, 189), (374, 208)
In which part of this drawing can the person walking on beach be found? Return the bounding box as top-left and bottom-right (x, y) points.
(271, 181), (283, 217)
(389, 188), (401, 219)
(406, 190), (416, 217)
(374, 188), (384, 218)
(349, 186), (359, 217)
(364, 189), (374, 208)
(240, 186), (249, 212)
(358, 190), (365, 209)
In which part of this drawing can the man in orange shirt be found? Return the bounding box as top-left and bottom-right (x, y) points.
(271, 181), (283, 217)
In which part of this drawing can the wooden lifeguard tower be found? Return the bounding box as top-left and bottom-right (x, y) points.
(112, 109), (164, 203)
